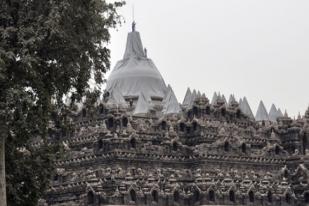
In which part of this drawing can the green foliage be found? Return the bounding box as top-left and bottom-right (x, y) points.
(0, 0), (124, 205)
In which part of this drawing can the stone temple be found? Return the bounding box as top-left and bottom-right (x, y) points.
(44, 23), (309, 206)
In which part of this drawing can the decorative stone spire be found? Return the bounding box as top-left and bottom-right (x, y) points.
(255, 101), (269, 121)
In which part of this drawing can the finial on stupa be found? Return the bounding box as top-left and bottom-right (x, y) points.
(144, 48), (147, 57)
(132, 21), (136, 32)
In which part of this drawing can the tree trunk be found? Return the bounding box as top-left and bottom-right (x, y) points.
(0, 132), (7, 206)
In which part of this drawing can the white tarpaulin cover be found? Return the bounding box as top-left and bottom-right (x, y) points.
(162, 85), (172, 106)
(188, 89), (197, 108)
(162, 86), (181, 114)
(106, 30), (167, 99)
(277, 108), (284, 117)
(239, 98), (243, 106)
(240, 97), (254, 119)
(255, 100), (269, 121)
(211, 92), (218, 105)
(106, 87), (127, 108)
(269, 104), (279, 122)
(182, 88), (192, 107)
(133, 92), (150, 115)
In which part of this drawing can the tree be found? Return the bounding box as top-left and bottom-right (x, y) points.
(0, 0), (125, 205)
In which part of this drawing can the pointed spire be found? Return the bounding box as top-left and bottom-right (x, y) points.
(211, 92), (218, 105)
(163, 86), (181, 114)
(228, 94), (236, 106)
(133, 93), (150, 115)
(255, 101), (269, 121)
(192, 89), (197, 97)
(284, 110), (289, 118)
(277, 108), (284, 117)
(197, 91), (202, 98)
(240, 97), (254, 119)
(222, 94), (227, 105)
(182, 88), (192, 107)
(123, 24), (145, 59)
(162, 84), (172, 106)
(188, 90), (197, 108)
(269, 104), (278, 122)
(239, 98), (243, 106)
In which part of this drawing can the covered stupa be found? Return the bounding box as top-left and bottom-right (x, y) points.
(106, 22), (167, 102)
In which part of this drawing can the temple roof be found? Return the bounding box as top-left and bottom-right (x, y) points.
(106, 24), (167, 99)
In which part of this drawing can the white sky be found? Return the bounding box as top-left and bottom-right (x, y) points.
(107, 0), (309, 118)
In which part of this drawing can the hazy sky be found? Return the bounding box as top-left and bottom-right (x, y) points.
(107, 0), (309, 117)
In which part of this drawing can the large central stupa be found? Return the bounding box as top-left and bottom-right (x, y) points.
(106, 23), (167, 101)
